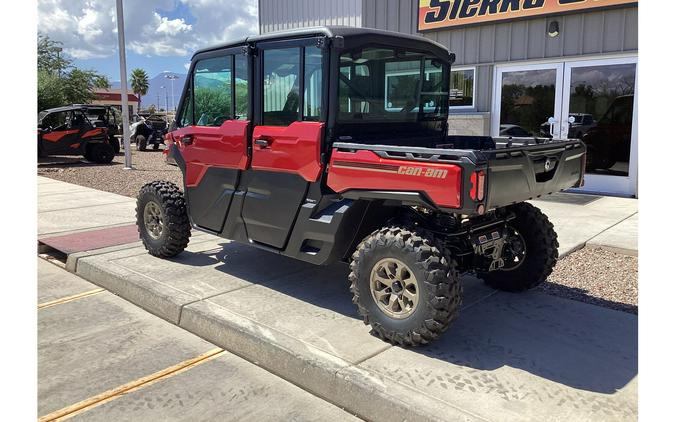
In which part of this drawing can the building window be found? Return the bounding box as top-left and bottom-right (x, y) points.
(450, 68), (475, 109)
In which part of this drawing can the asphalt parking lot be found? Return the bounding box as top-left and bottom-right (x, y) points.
(37, 257), (360, 421)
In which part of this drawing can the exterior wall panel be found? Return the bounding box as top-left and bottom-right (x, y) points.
(259, 0), (362, 33)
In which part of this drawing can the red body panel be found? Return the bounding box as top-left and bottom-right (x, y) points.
(42, 130), (79, 143)
(81, 128), (105, 138)
(327, 149), (463, 209)
(173, 120), (250, 187)
(251, 122), (324, 182)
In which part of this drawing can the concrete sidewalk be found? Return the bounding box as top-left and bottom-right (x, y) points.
(38, 176), (638, 421)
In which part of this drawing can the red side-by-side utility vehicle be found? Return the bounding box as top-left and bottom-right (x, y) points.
(137, 27), (586, 346)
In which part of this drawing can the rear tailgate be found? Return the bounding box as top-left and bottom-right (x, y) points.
(484, 138), (586, 209)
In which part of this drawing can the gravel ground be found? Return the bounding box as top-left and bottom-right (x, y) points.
(37, 146), (182, 198)
(38, 152), (638, 314)
(540, 247), (638, 314)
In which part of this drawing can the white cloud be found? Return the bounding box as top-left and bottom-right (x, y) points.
(38, 0), (258, 61)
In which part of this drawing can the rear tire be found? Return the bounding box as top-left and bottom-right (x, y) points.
(136, 181), (191, 258)
(349, 226), (462, 347)
(153, 142), (160, 150)
(109, 137), (120, 154)
(85, 143), (115, 164)
(136, 135), (147, 151)
(481, 203), (558, 292)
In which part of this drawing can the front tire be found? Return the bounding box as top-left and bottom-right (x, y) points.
(349, 226), (462, 347)
(136, 181), (191, 258)
(481, 203), (558, 292)
(136, 135), (147, 151)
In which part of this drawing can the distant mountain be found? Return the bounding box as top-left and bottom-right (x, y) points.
(112, 71), (187, 111)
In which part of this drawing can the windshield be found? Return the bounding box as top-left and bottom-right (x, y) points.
(338, 47), (449, 123)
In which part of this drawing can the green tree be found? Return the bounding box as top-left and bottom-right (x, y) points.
(38, 70), (65, 111)
(38, 33), (70, 75)
(37, 33), (111, 111)
(130, 68), (150, 109)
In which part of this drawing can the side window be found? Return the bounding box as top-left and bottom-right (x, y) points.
(43, 112), (67, 130)
(263, 48), (300, 126)
(234, 54), (249, 120)
(303, 46), (322, 121)
(193, 56), (232, 127)
(178, 86), (194, 127)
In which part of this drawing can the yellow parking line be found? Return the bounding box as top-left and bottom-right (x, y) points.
(38, 348), (225, 422)
(37, 289), (106, 309)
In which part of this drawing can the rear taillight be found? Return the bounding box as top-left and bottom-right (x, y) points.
(470, 170), (486, 201)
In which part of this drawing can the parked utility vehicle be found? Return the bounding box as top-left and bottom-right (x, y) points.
(137, 27), (586, 346)
(38, 105), (115, 163)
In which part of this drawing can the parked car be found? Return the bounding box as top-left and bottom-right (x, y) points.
(136, 27), (586, 347)
(499, 124), (531, 137)
(38, 105), (115, 163)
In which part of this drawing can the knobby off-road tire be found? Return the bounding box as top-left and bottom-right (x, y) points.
(85, 143), (115, 164)
(481, 203), (558, 292)
(136, 135), (147, 151)
(136, 181), (191, 258)
(109, 137), (121, 154)
(349, 226), (462, 347)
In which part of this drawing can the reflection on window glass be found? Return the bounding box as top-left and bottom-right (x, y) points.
(338, 47), (448, 122)
(263, 48), (300, 126)
(499, 69), (556, 138)
(450, 69), (474, 107)
(193, 56), (232, 126)
(179, 87), (193, 127)
(303, 46), (322, 121)
(568, 63), (636, 177)
(234, 54), (248, 120)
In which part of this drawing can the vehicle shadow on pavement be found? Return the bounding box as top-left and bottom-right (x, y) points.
(38, 156), (122, 167)
(173, 242), (637, 395)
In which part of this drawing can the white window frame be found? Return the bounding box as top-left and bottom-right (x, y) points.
(449, 66), (476, 111)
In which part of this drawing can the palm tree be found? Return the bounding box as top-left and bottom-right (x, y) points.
(130, 68), (149, 110)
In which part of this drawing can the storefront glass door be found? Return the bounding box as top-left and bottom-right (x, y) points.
(493, 63), (564, 139)
(562, 58), (637, 196)
(493, 57), (638, 197)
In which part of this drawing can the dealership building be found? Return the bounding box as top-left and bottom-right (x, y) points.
(259, 0), (638, 197)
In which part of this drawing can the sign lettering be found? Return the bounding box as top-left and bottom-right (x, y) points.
(419, 0), (637, 31)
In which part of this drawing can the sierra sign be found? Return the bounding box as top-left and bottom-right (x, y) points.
(418, 0), (637, 31)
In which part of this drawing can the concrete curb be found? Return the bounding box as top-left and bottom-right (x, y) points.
(71, 250), (484, 422)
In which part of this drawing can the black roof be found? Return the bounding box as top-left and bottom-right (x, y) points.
(193, 26), (453, 61)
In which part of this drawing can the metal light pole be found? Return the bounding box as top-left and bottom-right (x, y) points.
(116, 0), (132, 169)
(165, 74), (179, 112)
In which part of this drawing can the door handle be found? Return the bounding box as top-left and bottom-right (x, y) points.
(182, 135), (193, 145)
(254, 136), (271, 148)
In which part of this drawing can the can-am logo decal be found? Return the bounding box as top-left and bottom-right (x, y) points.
(418, 0), (637, 31)
(398, 166), (449, 179)
(332, 161), (449, 179)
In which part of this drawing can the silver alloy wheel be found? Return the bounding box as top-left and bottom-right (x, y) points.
(143, 201), (164, 240)
(369, 258), (419, 319)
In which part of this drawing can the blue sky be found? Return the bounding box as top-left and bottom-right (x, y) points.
(38, 0), (258, 81)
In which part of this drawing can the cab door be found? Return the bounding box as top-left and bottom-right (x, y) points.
(41, 111), (83, 154)
(172, 50), (251, 233)
(240, 39), (326, 249)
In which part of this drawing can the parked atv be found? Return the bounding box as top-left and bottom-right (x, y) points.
(136, 27), (586, 347)
(38, 105), (115, 163)
(130, 114), (166, 151)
